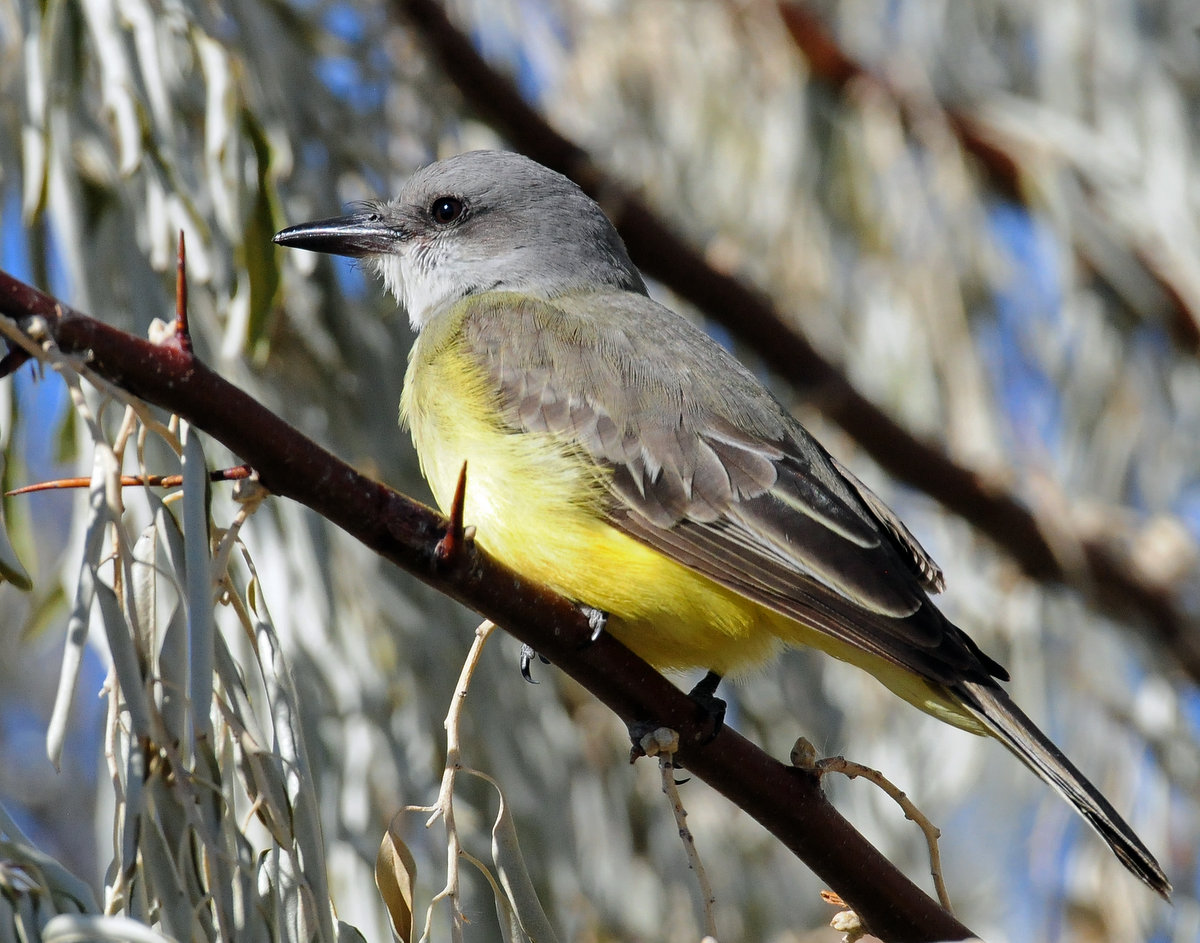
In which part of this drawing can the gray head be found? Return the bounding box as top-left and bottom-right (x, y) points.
(274, 151), (647, 329)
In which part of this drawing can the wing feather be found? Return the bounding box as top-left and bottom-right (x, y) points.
(461, 291), (1005, 685)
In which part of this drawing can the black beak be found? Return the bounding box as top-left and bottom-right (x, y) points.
(273, 212), (401, 258)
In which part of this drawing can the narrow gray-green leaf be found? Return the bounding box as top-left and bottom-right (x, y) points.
(152, 498), (187, 588)
(180, 422), (213, 748)
(0, 496), (31, 590)
(42, 913), (179, 943)
(335, 921), (368, 943)
(123, 810), (191, 942)
(157, 603), (188, 745)
(253, 606), (335, 943)
(491, 790), (558, 943)
(95, 580), (152, 737)
(117, 740), (145, 885)
(0, 895), (19, 943)
(131, 522), (159, 651)
(46, 457), (111, 769)
(0, 843), (96, 917)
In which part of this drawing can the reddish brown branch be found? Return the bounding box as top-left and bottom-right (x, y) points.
(0, 271), (975, 942)
(391, 0), (1200, 683)
(7, 465), (251, 496)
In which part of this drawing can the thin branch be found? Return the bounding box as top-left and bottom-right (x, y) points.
(640, 727), (718, 938)
(7, 466), (252, 495)
(793, 738), (952, 914)
(389, 0), (1200, 683)
(420, 619), (497, 943)
(0, 271), (975, 943)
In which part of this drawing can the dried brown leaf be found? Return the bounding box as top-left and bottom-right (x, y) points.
(375, 812), (417, 943)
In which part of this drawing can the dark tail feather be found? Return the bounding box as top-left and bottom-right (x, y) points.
(958, 680), (1171, 899)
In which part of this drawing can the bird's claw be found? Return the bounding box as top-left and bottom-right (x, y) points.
(519, 644), (549, 682)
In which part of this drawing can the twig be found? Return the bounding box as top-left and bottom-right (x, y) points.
(792, 738), (952, 914)
(210, 475), (269, 599)
(407, 620), (498, 943)
(639, 727), (719, 939)
(7, 466), (252, 496)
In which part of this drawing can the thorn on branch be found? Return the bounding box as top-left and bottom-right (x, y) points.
(434, 461), (472, 566)
(175, 231), (193, 355)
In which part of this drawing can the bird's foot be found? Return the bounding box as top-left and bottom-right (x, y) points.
(519, 604), (608, 681)
(627, 671), (727, 763)
(580, 605), (608, 644)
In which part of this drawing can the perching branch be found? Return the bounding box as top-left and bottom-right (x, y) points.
(391, 0), (1200, 684)
(0, 270), (975, 942)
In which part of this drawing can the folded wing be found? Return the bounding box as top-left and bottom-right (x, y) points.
(464, 291), (1005, 687)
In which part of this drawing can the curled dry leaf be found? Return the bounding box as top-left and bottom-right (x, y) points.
(375, 812), (417, 943)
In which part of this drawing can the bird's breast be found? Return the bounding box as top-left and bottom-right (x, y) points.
(401, 317), (617, 588)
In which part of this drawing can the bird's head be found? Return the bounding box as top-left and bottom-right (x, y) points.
(274, 150), (646, 329)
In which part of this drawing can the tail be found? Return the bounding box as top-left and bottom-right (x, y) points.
(957, 680), (1170, 899)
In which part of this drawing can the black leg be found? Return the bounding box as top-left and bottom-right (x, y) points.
(687, 670), (727, 736)
(627, 670), (727, 760)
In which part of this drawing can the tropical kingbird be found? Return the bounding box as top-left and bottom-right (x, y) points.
(275, 150), (1169, 897)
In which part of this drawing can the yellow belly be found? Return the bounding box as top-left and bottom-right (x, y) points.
(400, 307), (983, 730)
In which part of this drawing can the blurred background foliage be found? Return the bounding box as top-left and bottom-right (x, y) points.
(1, 0), (1199, 940)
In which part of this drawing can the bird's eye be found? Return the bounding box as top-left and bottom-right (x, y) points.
(430, 196), (464, 224)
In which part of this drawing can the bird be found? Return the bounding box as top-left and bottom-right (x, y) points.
(274, 149), (1169, 897)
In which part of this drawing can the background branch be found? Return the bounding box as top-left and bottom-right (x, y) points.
(778, 0), (1200, 354)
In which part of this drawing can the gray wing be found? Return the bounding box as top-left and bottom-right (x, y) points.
(463, 291), (1005, 687)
